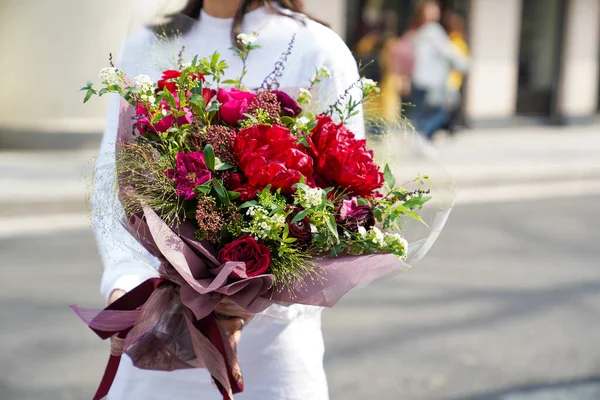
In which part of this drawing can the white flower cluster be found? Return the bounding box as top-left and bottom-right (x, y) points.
(237, 32), (258, 46)
(294, 186), (324, 209)
(358, 226), (408, 260)
(293, 116), (311, 131)
(245, 206), (286, 239)
(360, 77), (379, 95)
(135, 74), (154, 91)
(99, 67), (121, 87)
(304, 187), (324, 208)
(316, 66), (331, 80)
(297, 88), (312, 105)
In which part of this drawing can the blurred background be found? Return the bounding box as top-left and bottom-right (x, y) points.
(1, 0), (599, 399)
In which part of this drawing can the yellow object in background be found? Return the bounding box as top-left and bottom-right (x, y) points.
(447, 31), (470, 91)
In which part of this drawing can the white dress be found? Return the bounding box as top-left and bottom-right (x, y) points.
(94, 6), (364, 400)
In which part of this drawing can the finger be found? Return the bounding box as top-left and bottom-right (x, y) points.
(108, 289), (126, 305)
(216, 317), (245, 335)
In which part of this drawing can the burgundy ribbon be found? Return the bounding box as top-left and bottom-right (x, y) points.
(78, 278), (242, 400)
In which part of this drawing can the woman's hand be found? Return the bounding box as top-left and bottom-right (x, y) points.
(215, 299), (253, 345)
(108, 289), (126, 305)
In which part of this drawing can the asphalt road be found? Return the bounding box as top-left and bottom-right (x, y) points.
(1, 195), (599, 400)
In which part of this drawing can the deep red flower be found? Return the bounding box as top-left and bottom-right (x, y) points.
(157, 69), (205, 93)
(272, 90), (302, 117)
(136, 99), (193, 135)
(233, 124), (314, 198)
(166, 152), (211, 200)
(218, 235), (271, 278)
(217, 88), (256, 126)
(308, 116), (384, 197)
(286, 209), (312, 249)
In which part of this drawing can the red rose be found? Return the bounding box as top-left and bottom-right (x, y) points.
(136, 99), (193, 135)
(217, 88), (256, 126)
(218, 235), (271, 278)
(308, 116), (384, 197)
(233, 124), (314, 198)
(202, 88), (217, 104)
(157, 69), (205, 93)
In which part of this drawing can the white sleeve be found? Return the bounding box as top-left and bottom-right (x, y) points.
(429, 23), (469, 73)
(304, 25), (365, 139)
(93, 93), (160, 301)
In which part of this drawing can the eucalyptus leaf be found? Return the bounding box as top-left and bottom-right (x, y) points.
(291, 209), (310, 224)
(203, 144), (216, 171)
(211, 179), (229, 205)
(384, 164), (395, 189)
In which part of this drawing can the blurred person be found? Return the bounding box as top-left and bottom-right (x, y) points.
(407, 0), (468, 140)
(355, 11), (404, 130)
(95, 0), (364, 399)
(441, 9), (470, 135)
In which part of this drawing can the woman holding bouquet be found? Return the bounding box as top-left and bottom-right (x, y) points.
(95, 0), (364, 399)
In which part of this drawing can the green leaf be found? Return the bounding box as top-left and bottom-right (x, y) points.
(206, 100), (220, 113)
(291, 209), (310, 224)
(239, 200), (258, 209)
(222, 79), (240, 85)
(191, 85), (204, 96)
(307, 120), (318, 131)
(384, 164), (395, 189)
(215, 162), (235, 171)
(203, 144), (216, 171)
(162, 88), (177, 110)
(326, 215), (339, 242)
(372, 207), (383, 222)
(404, 195), (432, 210)
(356, 197), (370, 206)
(194, 182), (212, 195)
(83, 91), (93, 103)
(228, 191), (240, 201)
(191, 55), (198, 67)
(211, 178), (229, 205)
(281, 116), (295, 126)
(190, 94), (207, 114)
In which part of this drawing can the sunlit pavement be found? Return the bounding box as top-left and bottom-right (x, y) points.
(1, 194), (599, 400)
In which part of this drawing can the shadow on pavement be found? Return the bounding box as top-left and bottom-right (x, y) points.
(450, 376), (600, 400)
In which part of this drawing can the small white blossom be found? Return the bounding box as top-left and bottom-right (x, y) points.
(360, 77), (378, 95)
(141, 94), (148, 101)
(181, 61), (192, 69)
(135, 74), (153, 91)
(371, 227), (385, 247)
(237, 32), (258, 46)
(357, 226), (367, 238)
(297, 88), (312, 104)
(99, 67), (121, 87)
(304, 187), (324, 208)
(318, 66), (331, 79)
(293, 116), (311, 130)
(148, 96), (156, 104)
(259, 221), (270, 230)
(161, 109), (168, 116)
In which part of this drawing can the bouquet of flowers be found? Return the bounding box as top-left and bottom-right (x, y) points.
(73, 32), (441, 400)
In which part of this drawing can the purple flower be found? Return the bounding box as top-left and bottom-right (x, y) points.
(273, 90), (302, 117)
(336, 197), (375, 232)
(167, 152), (212, 200)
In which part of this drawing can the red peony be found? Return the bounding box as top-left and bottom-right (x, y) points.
(233, 124), (314, 198)
(218, 235), (271, 278)
(157, 69), (205, 93)
(217, 88), (256, 126)
(308, 116), (384, 197)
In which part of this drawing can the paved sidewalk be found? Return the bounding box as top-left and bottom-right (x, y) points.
(1, 124), (599, 212)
